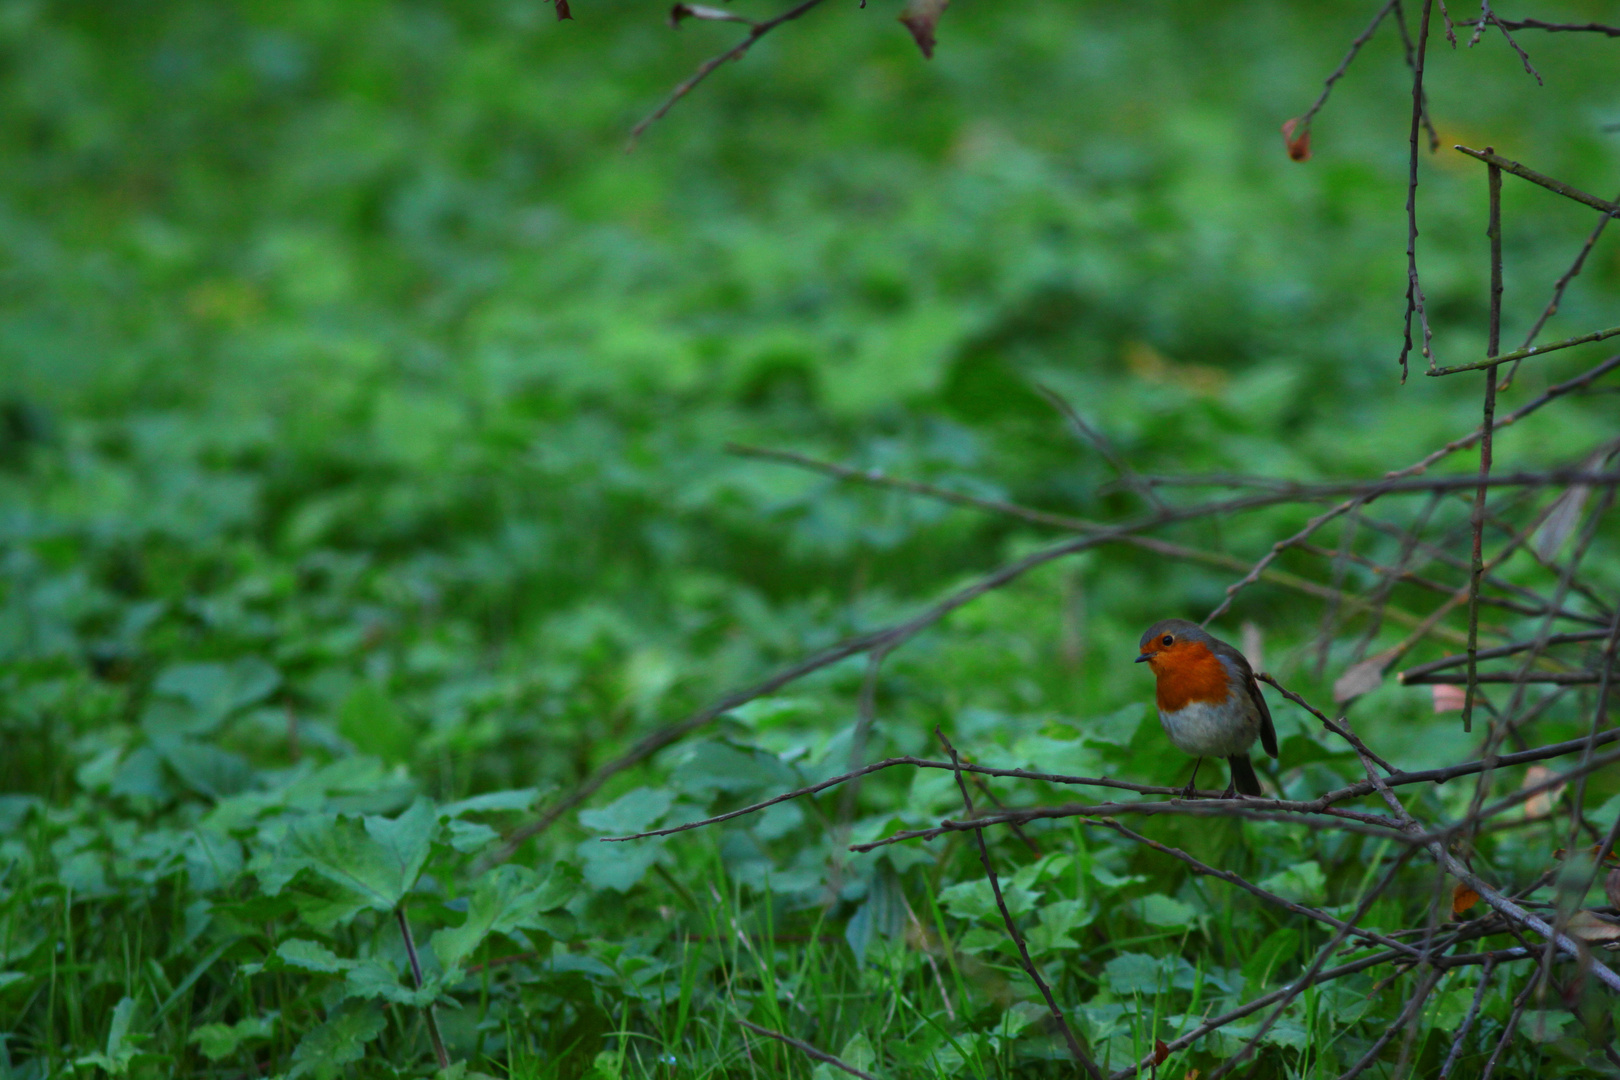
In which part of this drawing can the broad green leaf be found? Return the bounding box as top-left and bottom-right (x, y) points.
(578, 787), (674, 835)
(1257, 861), (1326, 905)
(149, 659), (280, 735)
(156, 738), (255, 800)
(287, 1003), (386, 1080)
(259, 799), (438, 922)
(1104, 952), (1164, 995)
(440, 788), (542, 818)
(338, 681), (415, 764)
(1132, 893), (1197, 927)
(431, 863), (581, 974)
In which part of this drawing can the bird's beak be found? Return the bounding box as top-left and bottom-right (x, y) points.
(1134, 652), (1152, 664)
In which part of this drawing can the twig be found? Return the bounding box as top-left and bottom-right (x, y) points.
(1334, 966), (1445, 1080)
(1463, 157), (1504, 733)
(1478, 976), (1535, 1080)
(1257, 674), (1397, 773)
(1036, 383), (1168, 512)
(1399, 0), (1437, 378)
(1492, 17), (1620, 37)
(1205, 851), (1418, 1080)
(396, 904), (451, 1071)
(1393, 0), (1442, 151)
(1483, 12), (1542, 82)
(1438, 957), (1496, 1079)
(1500, 188), (1620, 390)
(735, 1018), (878, 1080)
(937, 729), (1101, 1079)
(1291, 1), (1399, 135)
(1452, 145), (1620, 217)
(627, 0), (830, 148)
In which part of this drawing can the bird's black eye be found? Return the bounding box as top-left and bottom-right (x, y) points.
(1161, 635), (1174, 646)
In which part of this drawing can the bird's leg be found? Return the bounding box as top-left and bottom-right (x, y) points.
(1180, 758), (1203, 800)
(1220, 778), (1237, 799)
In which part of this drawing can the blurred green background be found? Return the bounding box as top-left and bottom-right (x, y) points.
(2, 0), (1619, 1076)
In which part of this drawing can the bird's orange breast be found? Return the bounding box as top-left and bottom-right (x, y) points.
(1151, 641), (1231, 712)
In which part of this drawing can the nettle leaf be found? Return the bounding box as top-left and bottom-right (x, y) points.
(343, 958), (437, 1006)
(432, 863), (582, 974)
(258, 799), (438, 926)
(338, 681), (415, 764)
(286, 1003), (386, 1080)
(188, 1014), (277, 1062)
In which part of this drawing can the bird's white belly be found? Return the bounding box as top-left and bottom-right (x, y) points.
(1158, 697), (1257, 757)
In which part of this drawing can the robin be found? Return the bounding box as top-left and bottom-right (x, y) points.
(1135, 619), (1277, 798)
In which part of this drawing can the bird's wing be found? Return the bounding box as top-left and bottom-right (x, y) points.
(1217, 644), (1278, 759)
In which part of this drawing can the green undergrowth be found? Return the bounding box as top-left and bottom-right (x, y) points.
(3, 0), (1620, 1076)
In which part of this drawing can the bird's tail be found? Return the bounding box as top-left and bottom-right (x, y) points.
(1228, 755), (1262, 797)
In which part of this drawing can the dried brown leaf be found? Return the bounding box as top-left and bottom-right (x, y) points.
(554, 0), (573, 20)
(1334, 653), (1390, 702)
(670, 3), (751, 26)
(1281, 117), (1312, 162)
(1522, 764), (1565, 820)
(898, 0), (949, 59)
(1152, 1038), (1171, 1065)
(1605, 868), (1620, 910)
(1432, 684), (1466, 713)
(1566, 910), (1620, 943)
(1452, 882), (1480, 916)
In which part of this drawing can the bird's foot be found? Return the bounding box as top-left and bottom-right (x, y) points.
(1179, 780), (1199, 800)
(1220, 781), (1237, 799)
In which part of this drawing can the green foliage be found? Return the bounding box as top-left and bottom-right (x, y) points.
(1, 0), (1618, 1078)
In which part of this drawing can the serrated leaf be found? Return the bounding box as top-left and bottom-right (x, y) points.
(287, 1003), (386, 1080)
(1134, 893), (1197, 927)
(343, 957), (437, 1005)
(277, 938), (354, 974)
(188, 1015), (277, 1062)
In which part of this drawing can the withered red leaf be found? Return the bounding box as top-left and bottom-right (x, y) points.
(554, 0), (573, 20)
(899, 0), (949, 59)
(1281, 117), (1312, 162)
(1153, 1038), (1171, 1065)
(1451, 882), (1480, 916)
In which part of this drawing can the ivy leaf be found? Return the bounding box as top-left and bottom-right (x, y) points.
(286, 1003), (386, 1080)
